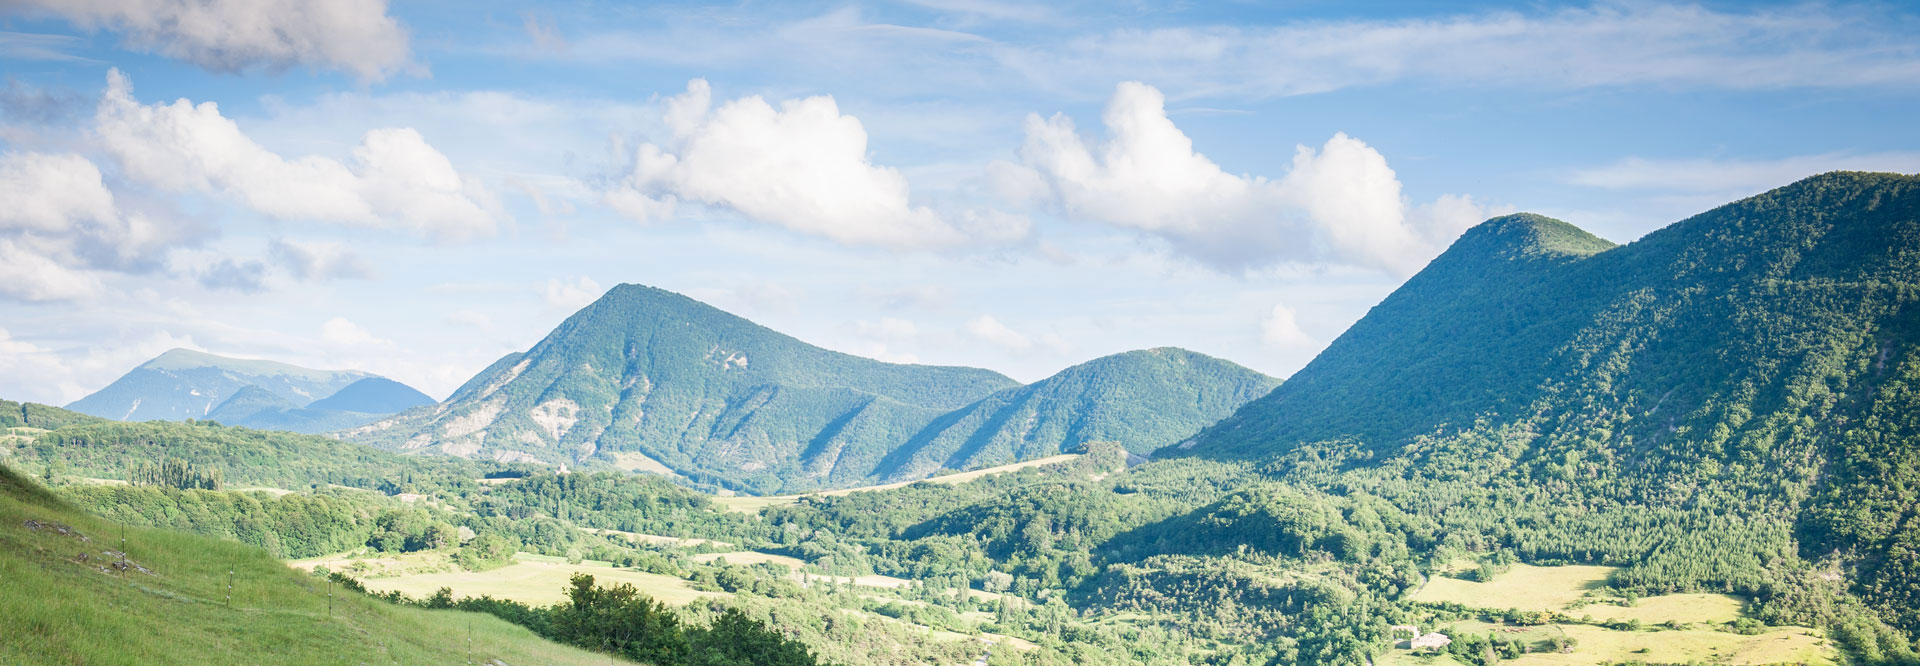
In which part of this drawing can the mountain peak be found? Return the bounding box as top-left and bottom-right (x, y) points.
(1451, 213), (1617, 262)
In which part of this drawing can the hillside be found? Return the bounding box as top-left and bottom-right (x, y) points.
(345, 285), (1279, 495)
(0, 462), (633, 666)
(346, 284), (1022, 494)
(24, 417), (509, 492)
(66, 349), (377, 422)
(1173, 171), (1920, 650)
(873, 347), (1277, 480)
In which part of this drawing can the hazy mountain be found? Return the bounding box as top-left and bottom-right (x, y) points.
(345, 284), (1023, 494)
(306, 377), (434, 414)
(1176, 172), (1920, 638)
(66, 349), (375, 422)
(201, 384), (389, 435)
(204, 385), (299, 424)
(873, 347), (1278, 480)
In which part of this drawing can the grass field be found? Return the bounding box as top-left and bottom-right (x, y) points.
(0, 463), (633, 666)
(1404, 563), (1834, 666)
(1412, 563), (1612, 612)
(713, 454), (1083, 513)
(609, 451), (684, 478)
(293, 551), (722, 606)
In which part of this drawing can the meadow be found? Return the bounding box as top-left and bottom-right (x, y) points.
(1401, 563), (1834, 665)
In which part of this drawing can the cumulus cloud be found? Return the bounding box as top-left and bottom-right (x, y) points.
(966, 314), (1032, 352)
(269, 238), (373, 281)
(607, 79), (1026, 248)
(543, 276), (603, 311)
(0, 327), (199, 404)
(96, 69), (504, 241)
(320, 316), (389, 347)
(10, 0), (414, 81)
(1260, 304), (1314, 348)
(0, 150), (181, 301)
(997, 81), (1494, 275)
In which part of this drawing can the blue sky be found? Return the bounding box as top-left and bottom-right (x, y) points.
(2, 0), (1918, 404)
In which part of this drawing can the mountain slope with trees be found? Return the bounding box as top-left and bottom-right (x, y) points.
(874, 347), (1277, 480)
(1172, 171), (1920, 654)
(345, 285), (1276, 495)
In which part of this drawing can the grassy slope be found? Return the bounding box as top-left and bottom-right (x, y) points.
(0, 463), (630, 666)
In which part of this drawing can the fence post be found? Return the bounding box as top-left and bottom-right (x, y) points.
(227, 569), (233, 607)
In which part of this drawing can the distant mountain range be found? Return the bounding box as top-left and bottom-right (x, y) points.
(344, 284), (1277, 493)
(66, 350), (434, 434)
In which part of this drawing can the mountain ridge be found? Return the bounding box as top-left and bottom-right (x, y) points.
(347, 285), (1276, 494)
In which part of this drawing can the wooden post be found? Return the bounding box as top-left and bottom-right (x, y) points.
(467, 620), (473, 665)
(227, 569), (233, 607)
(328, 578), (334, 617)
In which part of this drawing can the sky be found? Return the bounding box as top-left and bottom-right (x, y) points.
(2, 0), (1918, 405)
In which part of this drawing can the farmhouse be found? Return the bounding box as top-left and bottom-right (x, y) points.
(1410, 632), (1453, 650)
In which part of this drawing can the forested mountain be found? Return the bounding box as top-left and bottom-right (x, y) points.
(345, 285), (1274, 495)
(346, 284), (1021, 494)
(67, 349), (375, 421)
(873, 348), (1277, 481)
(1171, 171), (1920, 651)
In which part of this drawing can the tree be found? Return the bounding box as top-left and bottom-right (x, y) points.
(686, 609), (821, 666)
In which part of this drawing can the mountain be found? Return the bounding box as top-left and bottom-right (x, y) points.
(346, 284), (1024, 494)
(346, 285), (1278, 495)
(66, 349), (375, 421)
(306, 377), (434, 414)
(204, 385), (299, 424)
(1174, 172), (1920, 646)
(203, 385), (387, 435)
(872, 347), (1278, 480)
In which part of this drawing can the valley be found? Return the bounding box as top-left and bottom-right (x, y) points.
(5, 173), (1920, 665)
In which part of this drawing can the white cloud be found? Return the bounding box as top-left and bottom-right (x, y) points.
(966, 314), (1031, 352)
(0, 327), (199, 404)
(0, 150), (182, 301)
(12, 0), (414, 81)
(999, 82), (1494, 275)
(320, 316), (389, 347)
(1260, 304), (1314, 348)
(96, 69), (504, 241)
(1571, 153), (1920, 194)
(607, 79), (1026, 248)
(0, 239), (105, 302)
(543, 276), (603, 311)
(269, 238), (373, 281)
